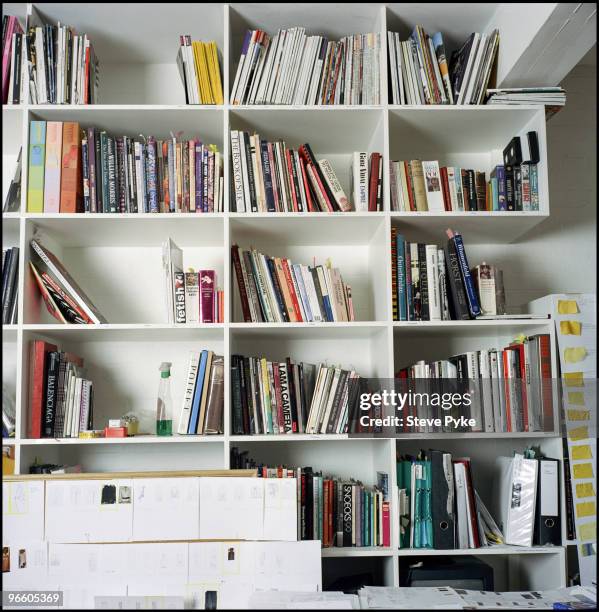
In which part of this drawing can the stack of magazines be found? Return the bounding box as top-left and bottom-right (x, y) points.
(486, 87), (566, 118)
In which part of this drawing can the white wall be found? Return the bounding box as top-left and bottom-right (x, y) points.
(471, 47), (597, 310)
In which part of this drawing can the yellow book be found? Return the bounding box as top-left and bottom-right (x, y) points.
(208, 42), (224, 105)
(191, 42), (208, 104)
(198, 43), (214, 104)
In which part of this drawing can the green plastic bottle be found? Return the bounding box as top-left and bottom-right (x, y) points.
(156, 362), (173, 436)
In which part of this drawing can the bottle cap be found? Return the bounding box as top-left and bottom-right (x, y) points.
(159, 362), (172, 378)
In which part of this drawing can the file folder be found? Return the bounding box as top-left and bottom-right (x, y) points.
(534, 457), (561, 545)
(431, 450), (456, 549)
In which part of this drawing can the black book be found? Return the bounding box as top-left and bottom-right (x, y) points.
(260, 139), (276, 212)
(291, 362), (304, 433)
(300, 363), (316, 432)
(466, 169), (477, 211)
(305, 467), (314, 540)
(241, 356), (252, 434)
(504, 164), (515, 210)
(289, 152), (304, 212)
(12, 33), (22, 104)
(2, 247), (19, 324)
(310, 267), (326, 321)
(266, 257), (289, 322)
(42, 351), (60, 437)
(65, 28), (73, 104)
(443, 242), (470, 320)
(1, 248), (13, 313)
(417, 243), (430, 321)
(342, 482), (353, 546)
(449, 33), (476, 101)
(243, 132), (258, 212)
(107, 136), (118, 212)
(514, 165), (522, 211)
(230, 355), (244, 435)
(127, 137), (138, 213)
(286, 358), (299, 433)
(326, 369), (348, 434)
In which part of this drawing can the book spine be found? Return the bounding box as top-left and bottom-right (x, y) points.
(60, 122), (82, 213)
(505, 164), (515, 211)
(521, 162), (531, 211)
(530, 163), (539, 211)
(106, 136), (118, 212)
(177, 352), (200, 434)
(391, 228), (398, 320)
(368, 153), (381, 212)
(417, 243), (430, 321)
(116, 137), (127, 213)
(41, 351), (59, 437)
(452, 232), (481, 317)
(444, 239), (470, 320)
(199, 269), (216, 323)
(27, 121), (46, 212)
(278, 362), (293, 433)
(147, 137), (159, 213)
(43, 121), (62, 213)
(319, 158), (350, 211)
(174, 270), (186, 323)
(397, 233), (407, 321)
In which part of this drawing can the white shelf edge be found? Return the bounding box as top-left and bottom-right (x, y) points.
(20, 436), (225, 445)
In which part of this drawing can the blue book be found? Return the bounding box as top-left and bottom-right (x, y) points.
(188, 350), (208, 434)
(491, 165), (506, 211)
(451, 231), (481, 318)
(396, 233), (407, 321)
(490, 177), (498, 211)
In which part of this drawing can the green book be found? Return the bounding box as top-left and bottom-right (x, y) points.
(27, 121), (46, 212)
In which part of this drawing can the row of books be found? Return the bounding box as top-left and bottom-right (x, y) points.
(176, 37), (223, 105)
(23, 23), (100, 104)
(28, 340), (92, 439)
(232, 246), (355, 323)
(395, 333), (553, 434)
(231, 448), (391, 548)
(230, 132), (383, 213)
(397, 451), (502, 549)
(30, 239), (107, 324)
(2, 247), (19, 324)
(389, 161), (540, 212)
(177, 350), (224, 435)
(162, 238), (223, 324)
(27, 121), (224, 214)
(231, 356), (362, 436)
(388, 27), (499, 105)
(391, 228), (486, 321)
(232, 28), (381, 106)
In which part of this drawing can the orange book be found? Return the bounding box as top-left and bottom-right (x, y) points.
(60, 122), (83, 212)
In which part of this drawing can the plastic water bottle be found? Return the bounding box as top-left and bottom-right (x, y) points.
(156, 362), (173, 436)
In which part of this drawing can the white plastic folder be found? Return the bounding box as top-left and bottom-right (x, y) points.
(2, 480), (45, 544)
(132, 477), (200, 541)
(45, 479), (134, 543)
(494, 454), (538, 546)
(199, 477), (265, 539)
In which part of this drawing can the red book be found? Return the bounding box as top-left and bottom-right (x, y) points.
(298, 144), (335, 211)
(199, 270), (216, 323)
(299, 158), (316, 212)
(285, 149), (299, 211)
(502, 349), (513, 433)
(323, 479), (329, 546)
(281, 259), (304, 322)
(368, 153), (381, 211)
(403, 161), (416, 211)
(537, 334), (554, 431)
(60, 122), (83, 212)
(440, 166), (452, 211)
(460, 458), (481, 548)
(28, 340), (58, 438)
(382, 500), (391, 547)
(231, 245), (251, 322)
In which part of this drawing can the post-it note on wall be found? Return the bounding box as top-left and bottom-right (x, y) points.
(560, 320), (582, 335)
(558, 300), (580, 314)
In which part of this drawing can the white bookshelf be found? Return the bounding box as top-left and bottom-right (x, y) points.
(2, 1), (590, 592)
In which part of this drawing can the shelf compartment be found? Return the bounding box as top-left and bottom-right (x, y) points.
(396, 545), (564, 556)
(30, 3), (226, 105)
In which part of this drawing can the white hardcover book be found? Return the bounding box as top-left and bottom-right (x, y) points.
(7, 33), (16, 104)
(230, 34), (249, 104)
(322, 266), (338, 322)
(456, 33), (480, 105)
(422, 160), (444, 212)
(71, 377), (84, 438)
(351, 152), (368, 211)
(453, 166), (465, 211)
(489, 350), (502, 433)
(446, 167), (459, 211)
(273, 28), (293, 104)
(307, 38), (324, 105)
(425, 245), (441, 320)
(388, 33), (399, 104)
(301, 266), (322, 322)
(395, 33), (405, 104)
(464, 34), (487, 105)
(35, 27), (47, 103)
(401, 41), (416, 104)
(248, 36), (270, 105)
(285, 30), (306, 104)
(237, 34), (259, 105)
(303, 37), (321, 104)
(478, 349), (495, 432)
(319, 368), (341, 433)
(294, 36), (314, 105)
(256, 31), (279, 104)
(318, 159), (350, 211)
(258, 251), (282, 322)
(70, 34), (79, 103)
(65, 369), (78, 438)
(281, 28), (303, 104)
(266, 29), (286, 103)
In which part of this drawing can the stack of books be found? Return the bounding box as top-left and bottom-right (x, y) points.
(2, 247), (19, 324)
(232, 28), (381, 105)
(232, 245), (355, 323)
(395, 333), (553, 434)
(486, 87), (566, 114)
(176, 36), (223, 104)
(390, 160), (540, 212)
(231, 448), (391, 548)
(391, 228), (486, 321)
(177, 350), (224, 435)
(397, 451), (503, 549)
(28, 341), (92, 439)
(29, 239), (107, 325)
(27, 121), (224, 214)
(163, 238), (223, 324)
(230, 133), (383, 213)
(231, 356), (362, 435)
(26, 22), (99, 104)
(2, 14), (25, 104)
(388, 27), (499, 105)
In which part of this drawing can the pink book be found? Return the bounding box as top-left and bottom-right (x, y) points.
(199, 270), (215, 323)
(44, 122), (63, 212)
(2, 17), (22, 104)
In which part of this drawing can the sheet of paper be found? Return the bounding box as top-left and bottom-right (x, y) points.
(263, 478), (298, 541)
(2, 481), (45, 544)
(1, 541), (48, 589)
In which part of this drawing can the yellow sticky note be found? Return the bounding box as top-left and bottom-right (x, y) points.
(560, 320), (582, 335)
(558, 300), (579, 314)
(564, 372), (584, 387)
(564, 347), (588, 363)
(568, 392), (586, 405)
(576, 483), (596, 498)
(572, 445), (593, 460)
(579, 522), (596, 541)
(569, 426), (590, 441)
(573, 463), (594, 479)
(576, 501), (596, 518)
(568, 409), (590, 421)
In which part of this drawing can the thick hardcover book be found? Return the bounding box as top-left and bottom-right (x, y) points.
(409, 160), (427, 211)
(422, 160), (444, 212)
(188, 350), (208, 434)
(490, 165), (506, 211)
(368, 153), (381, 212)
(278, 362), (293, 433)
(475, 171), (486, 211)
(444, 239), (470, 320)
(204, 355), (224, 434)
(266, 258), (290, 321)
(115, 137), (127, 213)
(260, 139), (276, 212)
(319, 158), (350, 211)
(449, 231), (481, 318)
(230, 356), (244, 434)
(391, 228), (399, 321)
(199, 270), (215, 323)
(107, 136), (118, 212)
(417, 243), (430, 321)
(43, 121), (63, 213)
(28, 340), (58, 438)
(27, 121), (46, 212)
(536, 334), (554, 431)
(231, 245), (252, 322)
(60, 122), (82, 213)
(42, 351), (60, 437)
(174, 270), (186, 323)
(298, 143), (336, 211)
(184, 271), (199, 324)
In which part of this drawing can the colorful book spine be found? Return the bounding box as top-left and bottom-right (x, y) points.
(396, 232), (407, 321)
(27, 121), (47, 212)
(43, 121), (63, 212)
(199, 269), (216, 323)
(146, 136), (159, 213)
(59, 122), (82, 213)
